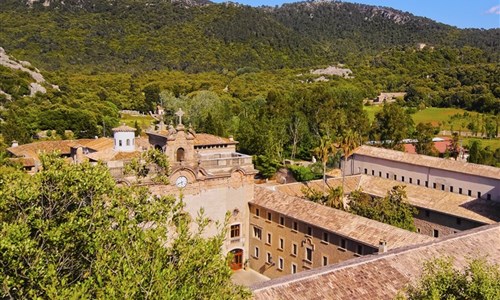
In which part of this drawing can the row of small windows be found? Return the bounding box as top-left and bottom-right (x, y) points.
(115, 138), (134, 147)
(194, 145), (228, 150)
(254, 246), (331, 272)
(253, 209), (364, 255)
(363, 168), (492, 200)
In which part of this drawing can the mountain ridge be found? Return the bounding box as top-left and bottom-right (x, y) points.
(0, 0), (497, 72)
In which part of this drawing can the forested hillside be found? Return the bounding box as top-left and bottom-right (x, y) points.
(0, 0), (498, 72)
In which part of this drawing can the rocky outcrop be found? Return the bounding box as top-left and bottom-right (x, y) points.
(0, 47), (58, 98)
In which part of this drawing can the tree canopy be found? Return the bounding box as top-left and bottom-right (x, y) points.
(0, 154), (249, 299)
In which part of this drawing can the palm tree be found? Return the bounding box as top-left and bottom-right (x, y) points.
(339, 130), (361, 208)
(313, 136), (336, 191)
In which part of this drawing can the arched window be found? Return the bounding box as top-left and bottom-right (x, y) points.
(126, 139), (130, 146)
(176, 148), (185, 162)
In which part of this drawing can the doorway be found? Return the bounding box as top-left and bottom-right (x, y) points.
(229, 249), (243, 270)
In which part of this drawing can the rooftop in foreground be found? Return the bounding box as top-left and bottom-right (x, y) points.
(252, 223), (500, 300)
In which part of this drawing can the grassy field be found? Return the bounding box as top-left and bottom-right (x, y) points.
(364, 106), (482, 131)
(120, 113), (155, 133)
(460, 137), (500, 150)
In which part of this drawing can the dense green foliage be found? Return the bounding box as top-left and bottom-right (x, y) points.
(400, 258), (500, 300)
(0, 155), (249, 299)
(288, 164), (322, 182)
(467, 140), (500, 167)
(0, 0), (498, 72)
(348, 185), (417, 231)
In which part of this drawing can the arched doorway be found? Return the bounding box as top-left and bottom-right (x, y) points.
(176, 147), (185, 162)
(229, 249), (243, 271)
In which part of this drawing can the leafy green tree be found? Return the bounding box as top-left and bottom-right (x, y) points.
(414, 123), (437, 156)
(348, 185), (417, 231)
(371, 103), (414, 149)
(339, 129), (361, 207)
(313, 136), (337, 186)
(253, 155), (281, 179)
(400, 257), (500, 300)
(0, 154), (249, 299)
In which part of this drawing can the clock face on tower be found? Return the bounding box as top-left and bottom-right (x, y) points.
(175, 176), (188, 188)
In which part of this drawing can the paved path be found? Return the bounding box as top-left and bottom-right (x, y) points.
(231, 269), (270, 287)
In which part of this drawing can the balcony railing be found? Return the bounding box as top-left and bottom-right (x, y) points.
(199, 153), (252, 168)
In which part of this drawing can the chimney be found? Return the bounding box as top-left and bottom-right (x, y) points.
(11, 140), (18, 148)
(229, 135), (234, 142)
(378, 240), (387, 254)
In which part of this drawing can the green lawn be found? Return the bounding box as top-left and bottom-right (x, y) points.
(364, 106), (482, 131)
(120, 113), (155, 134)
(460, 137), (500, 150)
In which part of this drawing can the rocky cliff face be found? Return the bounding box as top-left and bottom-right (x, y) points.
(0, 47), (58, 99)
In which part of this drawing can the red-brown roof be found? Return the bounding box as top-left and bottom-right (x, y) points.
(252, 223), (500, 300)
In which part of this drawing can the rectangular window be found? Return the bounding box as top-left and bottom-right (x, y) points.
(266, 252), (272, 264)
(266, 233), (272, 245)
(409, 178), (412, 184)
(255, 208), (260, 217)
(371, 170), (374, 176)
(267, 212), (272, 221)
(322, 256), (328, 266)
(291, 263), (297, 274)
(459, 188), (463, 194)
(254, 247), (259, 258)
(357, 245), (363, 255)
(441, 184), (445, 191)
(279, 216), (285, 226)
(364, 168), (368, 174)
(433, 229), (439, 238)
(477, 191), (481, 198)
(340, 239), (346, 249)
(305, 247), (313, 262)
(450, 186), (454, 193)
(307, 226), (312, 236)
(278, 257), (284, 270)
(292, 221), (298, 231)
(401, 176), (405, 182)
(394, 174), (397, 180)
(253, 227), (262, 240)
(379, 171), (382, 177)
(433, 183), (437, 189)
(230, 224), (240, 238)
(417, 179), (421, 185)
(292, 243), (298, 256)
(468, 190), (472, 196)
(386, 173), (389, 179)
(425, 181), (429, 187)
(322, 232), (329, 243)
(279, 238), (284, 250)
(417, 228), (421, 233)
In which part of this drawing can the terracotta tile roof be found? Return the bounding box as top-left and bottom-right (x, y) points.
(274, 176), (362, 197)
(78, 138), (114, 152)
(253, 186), (433, 250)
(8, 157), (36, 167)
(275, 175), (500, 225)
(252, 223), (500, 300)
(112, 124), (136, 132)
(194, 133), (237, 146)
(353, 145), (500, 180)
(7, 140), (83, 160)
(358, 175), (500, 224)
(85, 149), (141, 162)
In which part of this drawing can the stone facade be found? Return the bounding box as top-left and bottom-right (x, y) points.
(248, 204), (376, 279)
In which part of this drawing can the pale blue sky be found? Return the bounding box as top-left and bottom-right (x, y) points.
(212, 0), (500, 29)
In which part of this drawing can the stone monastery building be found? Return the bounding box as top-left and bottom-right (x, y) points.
(7, 110), (500, 299)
